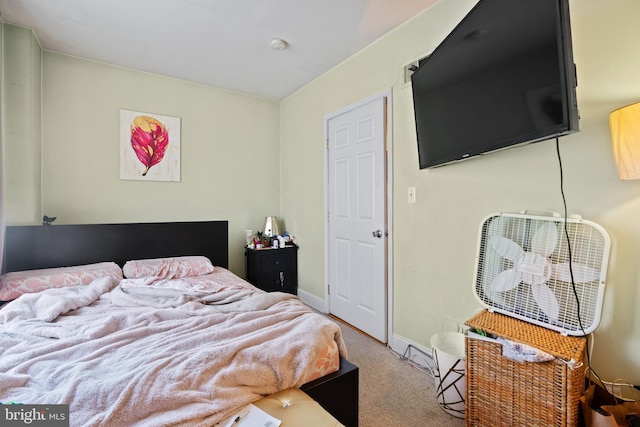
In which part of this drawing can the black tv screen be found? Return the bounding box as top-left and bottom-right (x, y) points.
(411, 0), (579, 169)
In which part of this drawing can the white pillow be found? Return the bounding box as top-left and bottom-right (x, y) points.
(122, 256), (214, 279)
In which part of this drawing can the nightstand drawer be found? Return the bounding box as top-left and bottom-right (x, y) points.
(259, 251), (294, 273)
(257, 271), (295, 294)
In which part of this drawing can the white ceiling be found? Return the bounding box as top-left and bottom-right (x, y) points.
(0, 0), (439, 100)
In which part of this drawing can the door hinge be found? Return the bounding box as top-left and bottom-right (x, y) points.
(326, 139), (330, 149)
(327, 211), (330, 222)
(328, 284), (330, 295)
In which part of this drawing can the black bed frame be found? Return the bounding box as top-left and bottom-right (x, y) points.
(1, 221), (358, 426)
(1, 221), (229, 273)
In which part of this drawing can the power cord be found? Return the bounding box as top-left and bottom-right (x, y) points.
(555, 137), (606, 389)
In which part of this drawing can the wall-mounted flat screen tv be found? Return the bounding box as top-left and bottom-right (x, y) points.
(411, 0), (579, 169)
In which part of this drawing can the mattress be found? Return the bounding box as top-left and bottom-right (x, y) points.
(0, 266), (344, 426)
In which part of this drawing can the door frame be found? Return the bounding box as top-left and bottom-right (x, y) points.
(323, 89), (393, 343)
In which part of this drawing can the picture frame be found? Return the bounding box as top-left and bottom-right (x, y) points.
(120, 109), (181, 182)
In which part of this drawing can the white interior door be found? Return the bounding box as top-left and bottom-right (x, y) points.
(327, 96), (387, 342)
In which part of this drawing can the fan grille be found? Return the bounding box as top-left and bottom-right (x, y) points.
(475, 213), (610, 335)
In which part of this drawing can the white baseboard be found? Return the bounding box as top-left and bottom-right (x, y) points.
(388, 333), (434, 372)
(297, 288), (328, 313)
(388, 333), (432, 357)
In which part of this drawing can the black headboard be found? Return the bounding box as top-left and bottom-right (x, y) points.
(1, 221), (228, 274)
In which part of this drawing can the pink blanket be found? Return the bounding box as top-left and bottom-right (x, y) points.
(0, 268), (346, 426)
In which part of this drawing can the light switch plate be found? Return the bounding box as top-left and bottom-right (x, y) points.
(408, 187), (416, 204)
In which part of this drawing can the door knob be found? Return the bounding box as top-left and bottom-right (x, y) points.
(372, 230), (383, 238)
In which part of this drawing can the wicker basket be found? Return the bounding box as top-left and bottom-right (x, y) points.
(465, 310), (586, 427)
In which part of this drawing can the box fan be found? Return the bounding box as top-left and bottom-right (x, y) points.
(474, 211), (611, 335)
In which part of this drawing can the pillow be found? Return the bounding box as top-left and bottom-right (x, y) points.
(0, 262), (123, 301)
(122, 256), (214, 280)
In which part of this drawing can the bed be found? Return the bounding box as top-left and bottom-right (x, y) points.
(0, 221), (358, 426)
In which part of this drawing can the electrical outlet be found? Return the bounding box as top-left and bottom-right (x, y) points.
(444, 318), (467, 333)
(408, 187), (416, 204)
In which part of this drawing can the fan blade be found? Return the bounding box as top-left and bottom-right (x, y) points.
(491, 269), (521, 292)
(532, 284), (559, 322)
(531, 222), (559, 257)
(489, 236), (524, 261)
(552, 262), (601, 283)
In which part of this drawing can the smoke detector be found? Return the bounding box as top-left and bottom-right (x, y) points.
(270, 38), (288, 50)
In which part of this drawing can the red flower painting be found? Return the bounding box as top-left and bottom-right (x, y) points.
(130, 115), (169, 176)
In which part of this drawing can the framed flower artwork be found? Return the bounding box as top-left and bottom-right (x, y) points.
(120, 109), (181, 182)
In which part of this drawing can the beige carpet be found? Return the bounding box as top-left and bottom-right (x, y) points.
(336, 320), (465, 427)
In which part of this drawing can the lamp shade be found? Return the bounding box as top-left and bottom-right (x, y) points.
(610, 101), (640, 180)
(262, 216), (280, 237)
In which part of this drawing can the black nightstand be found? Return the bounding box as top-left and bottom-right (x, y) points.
(245, 245), (298, 294)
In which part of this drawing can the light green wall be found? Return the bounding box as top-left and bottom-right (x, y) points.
(2, 24), (41, 225)
(40, 53), (281, 274)
(281, 0), (640, 384)
(2, 44), (281, 275)
(0, 22), (2, 233)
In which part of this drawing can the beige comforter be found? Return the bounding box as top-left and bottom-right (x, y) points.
(0, 268), (346, 426)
